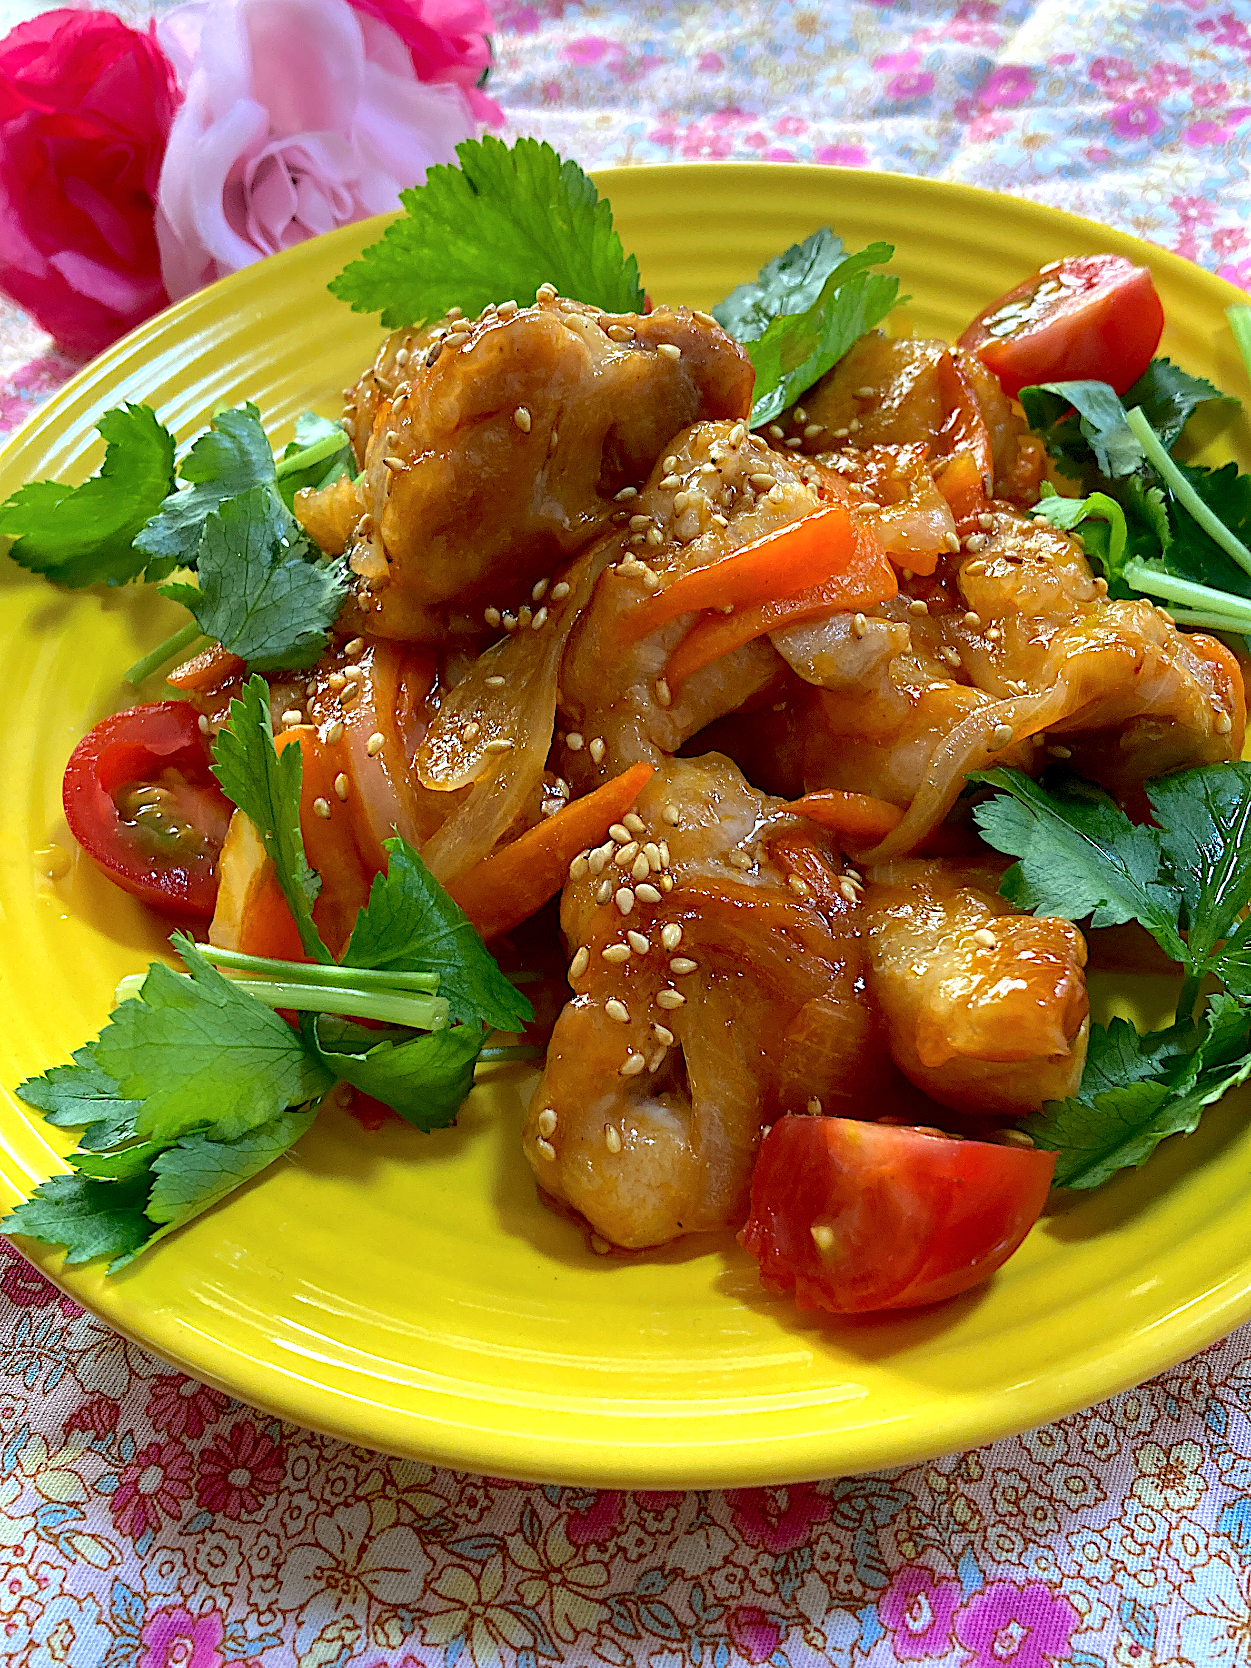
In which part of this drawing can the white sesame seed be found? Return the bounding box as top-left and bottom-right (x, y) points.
(653, 1023), (675, 1046)
(660, 875), (674, 892)
(484, 738), (514, 754)
(662, 804), (681, 826)
(536, 1138), (557, 1161)
(620, 1053), (646, 1077)
(1048, 744), (1072, 760)
(513, 406), (532, 432)
(804, 423), (824, 439)
(627, 929), (650, 954)
(605, 998), (630, 1023)
(963, 611), (981, 628)
(944, 532), (961, 552)
(655, 678), (672, 708)
(613, 841), (640, 868)
(657, 342), (682, 361)
(602, 942), (631, 963)
(990, 723), (1014, 750)
(537, 1108), (558, 1138)
(908, 598), (929, 617)
(596, 878), (614, 905)
(838, 879), (858, 903)
(972, 927), (998, 949)
(656, 989), (686, 1010)
(623, 813), (646, 836)
(631, 852), (650, 882)
(551, 582), (571, 601)
(323, 720), (343, 745)
(807, 1097), (823, 1115)
(615, 887), (635, 916)
(1218, 712), (1234, 735)
(366, 731), (384, 756)
(569, 854), (589, 881)
(811, 1222), (835, 1253)
(693, 309), (718, 327)
(313, 797), (331, 819)
(566, 732), (584, 751)
(281, 709), (303, 726)
(334, 773), (350, 801)
(658, 841), (670, 867)
(635, 883), (662, 904)
(787, 874), (810, 897)
(589, 737), (606, 764)
(570, 947), (589, 978)
(768, 424), (784, 440)
(978, 512), (993, 529)
(660, 923), (682, 951)
(644, 842), (662, 871)
(197, 713), (210, 735)
(749, 472), (777, 491)
(383, 454), (405, 472)
(484, 606), (501, 628)
(531, 606), (549, 630)
(587, 849), (608, 876)
(669, 957), (698, 976)
(609, 823), (632, 844)
(605, 1124), (623, 1153)
(536, 282), (557, 301)
(614, 486), (638, 502)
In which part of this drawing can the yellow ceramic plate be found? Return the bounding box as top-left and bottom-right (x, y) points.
(3, 165), (1251, 1489)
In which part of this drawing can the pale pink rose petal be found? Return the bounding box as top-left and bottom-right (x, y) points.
(157, 97), (272, 296)
(242, 0), (366, 138)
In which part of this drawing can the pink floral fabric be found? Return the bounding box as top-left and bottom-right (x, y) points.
(4, 1), (1251, 1663)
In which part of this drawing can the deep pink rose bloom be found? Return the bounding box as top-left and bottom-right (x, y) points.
(140, 1606), (224, 1668)
(154, 0), (479, 299)
(111, 1439), (194, 1540)
(348, 0), (499, 121)
(725, 1484), (831, 1555)
(954, 1581), (1079, 1668)
(727, 1607), (783, 1664)
(146, 1373), (228, 1440)
(195, 1419), (285, 1517)
(879, 1565), (963, 1660)
(63, 1394), (121, 1440)
(0, 9), (179, 358)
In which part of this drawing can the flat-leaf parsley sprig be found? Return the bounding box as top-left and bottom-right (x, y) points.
(971, 763), (1251, 1188)
(3, 679), (533, 1271)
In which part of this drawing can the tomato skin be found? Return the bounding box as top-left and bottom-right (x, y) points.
(740, 1116), (1055, 1313)
(62, 701), (232, 924)
(958, 255), (1164, 398)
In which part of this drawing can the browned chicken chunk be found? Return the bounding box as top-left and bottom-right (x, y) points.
(296, 297), (753, 643)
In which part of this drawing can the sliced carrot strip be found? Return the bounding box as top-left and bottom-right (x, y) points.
(617, 504), (860, 651)
(449, 763), (656, 941)
(666, 525), (898, 692)
(789, 791), (904, 847)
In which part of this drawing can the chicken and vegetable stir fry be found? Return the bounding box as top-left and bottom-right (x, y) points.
(7, 140), (1251, 1318)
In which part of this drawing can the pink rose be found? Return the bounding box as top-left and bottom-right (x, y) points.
(348, 0), (500, 122)
(154, 0), (480, 300)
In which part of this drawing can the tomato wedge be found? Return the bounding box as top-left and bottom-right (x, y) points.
(740, 1116), (1055, 1312)
(63, 701), (233, 923)
(958, 254), (1164, 397)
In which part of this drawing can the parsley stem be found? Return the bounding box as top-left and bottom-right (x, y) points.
(1121, 559), (1251, 628)
(192, 943), (439, 993)
(1125, 406), (1251, 581)
(1228, 305), (1251, 386)
(125, 621), (205, 687)
(115, 972), (448, 1030)
(1176, 972), (1202, 1024)
(274, 432), (349, 480)
(478, 1045), (544, 1062)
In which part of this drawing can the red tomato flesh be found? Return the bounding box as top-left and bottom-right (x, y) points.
(958, 254), (1164, 397)
(62, 701), (233, 924)
(740, 1116), (1056, 1313)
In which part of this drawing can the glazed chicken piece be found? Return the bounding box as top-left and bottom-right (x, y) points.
(555, 419), (855, 788)
(294, 297), (753, 643)
(522, 754), (889, 1249)
(771, 332), (1047, 506)
(775, 504), (1245, 857)
(862, 861), (1090, 1117)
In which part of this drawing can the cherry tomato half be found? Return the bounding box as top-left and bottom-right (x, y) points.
(62, 700), (234, 924)
(958, 254), (1164, 397)
(740, 1116), (1056, 1313)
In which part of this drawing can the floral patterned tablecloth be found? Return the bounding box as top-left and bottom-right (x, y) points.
(5, 2), (1251, 1664)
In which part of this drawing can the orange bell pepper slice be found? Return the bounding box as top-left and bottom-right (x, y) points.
(665, 521), (898, 693)
(617, 504), (862, 650)
(449, 763), (655, 942)
(789, 790), (904, 847)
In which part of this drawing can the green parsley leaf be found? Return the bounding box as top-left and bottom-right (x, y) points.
(211, 675), (331, 963)
(712, 228), (847, 343)
(329, 136), (644, 329)
(342, 836), (533, 1032)
(1161, 459), (1251, 601)
(275, 414), (354, 509)
(741, 244), (900, 430)
(144, 1104), (318, 1239)
(305, 1016), (481, 1131)
(1025, 997), (1251, 1188)
(1032, 488), (1134, 587)
(134, 404), (283, 575)
(160, 485), (349, 671)
(1127, 358), (1230, 449)
(15, 1044), (139, 1153)
(0, 405), (176, 588)
(969, 767), (1184, 957)
(1146, 763), (1251, 971)
(95, 938), (332, 1145)
(70, 1141), (164, 1183)
(2, 1172), (154, 1269)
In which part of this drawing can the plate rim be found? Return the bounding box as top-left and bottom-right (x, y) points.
(3, 160), (1251, 1487)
